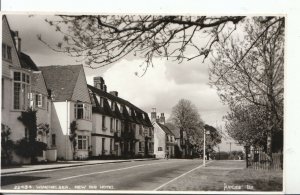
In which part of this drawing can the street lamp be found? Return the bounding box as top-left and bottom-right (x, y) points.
(203, 127), (210, 167)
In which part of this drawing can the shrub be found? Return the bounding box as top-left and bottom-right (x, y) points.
(15, 138), (47, 159)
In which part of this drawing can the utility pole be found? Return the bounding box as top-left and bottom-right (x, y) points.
(226, 142), (232, 156)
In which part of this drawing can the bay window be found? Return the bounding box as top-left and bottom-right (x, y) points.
(78, 135), (88, 150)
(74, 102), (91, 120)
(13, 71), (30, 110)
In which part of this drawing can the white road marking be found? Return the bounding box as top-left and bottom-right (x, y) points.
(1, 160), (166, 177)
(57, 160), (188, 181)
(153, 160), (214, 191)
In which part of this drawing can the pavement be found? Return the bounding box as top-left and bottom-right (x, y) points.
(1, 158), (158, 175)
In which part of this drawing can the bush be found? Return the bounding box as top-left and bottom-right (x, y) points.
(15, 138), (47, 159)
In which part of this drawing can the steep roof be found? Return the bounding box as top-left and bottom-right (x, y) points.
(88, 84), (152, 127)
(19, 52), (39, 71)
(165, 123), (180, 139)
(31, 71), (48, 95)
(39, 65), (82, 102)
(157, 122), (175, 136)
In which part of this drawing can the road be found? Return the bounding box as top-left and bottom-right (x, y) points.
(1, 159), (208, 191)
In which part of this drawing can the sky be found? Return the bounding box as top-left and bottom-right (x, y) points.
(6, 14), (242, 151)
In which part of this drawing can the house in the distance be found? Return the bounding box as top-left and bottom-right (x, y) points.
(164, 122), (183, 158)
(151, 109), (176, 158)
(39, 65), (92, 160)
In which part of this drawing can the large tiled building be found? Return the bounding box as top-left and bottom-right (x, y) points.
(88, 77), (154, 158)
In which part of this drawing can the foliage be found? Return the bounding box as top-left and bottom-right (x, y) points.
(170, 99), (203, 139)
(41, 16), (251, 71)
(69, 120), (77, 159)
(14, 138), (47, 158)
(169, 99), (221, 156)
(209, 17), (284, 157)
(204, 124), (222, 150)
(1, 124), (15, 165)
(17, 108), (41, 162)
(37, 123), (50, 135)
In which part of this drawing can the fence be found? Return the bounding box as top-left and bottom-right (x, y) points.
(245, 147), (283, 170)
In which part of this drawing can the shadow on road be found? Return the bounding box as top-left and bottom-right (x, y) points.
(1, 175), (49, 186)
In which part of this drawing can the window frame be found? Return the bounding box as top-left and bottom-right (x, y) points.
(2, 43), (12, 61)
(74, 102), (91, 120)
(102, 115), (106, 130)
(77, 135), (88, 150)
(12, 70), (30, 111)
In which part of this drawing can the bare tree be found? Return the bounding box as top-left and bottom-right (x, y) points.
(40, 15), (249, 72)
(209, 17), (284, 162)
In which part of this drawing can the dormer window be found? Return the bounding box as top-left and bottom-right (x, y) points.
(111, 101), (115, 111)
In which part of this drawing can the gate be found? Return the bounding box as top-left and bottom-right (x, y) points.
(245, 147), (283, 170)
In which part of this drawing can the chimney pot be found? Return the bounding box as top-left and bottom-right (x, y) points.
(150, 108), (157, 122)
(159, 113), (165, 124)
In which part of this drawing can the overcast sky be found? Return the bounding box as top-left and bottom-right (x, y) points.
(6, 14), (242, 151)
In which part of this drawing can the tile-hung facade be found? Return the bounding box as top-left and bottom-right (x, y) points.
(39, 65), (92, 160)
(88, 77), (154, 158)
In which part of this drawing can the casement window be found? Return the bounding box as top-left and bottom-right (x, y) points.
(13, 71), (30, 110)
(102, 116), (106, 130)
(74, 102), (91, 120)
(110, 118), (114, 132)
(158, 147), (163, 151)
(78, 135), (88, 150)
(110, 138), (113, 153)
(2, 44), (12, 61)
(102, 138), (105, 154)
(139, 125), (143, 135)
(139, 142), (142, 152)
(116, 120), (119, 131)
(35, 94), (43, 108)
(96, 95), (104, 107)
(120, 105), (123, 113)
(52, 134), (56, 146)
(149, 128), (153, 137)
(111, 101), (115, 111)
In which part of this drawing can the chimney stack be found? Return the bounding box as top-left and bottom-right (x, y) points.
(109, 91), (118, 97)
(150, 108), (157, 122)
(103, 84), (107, 92)
(14, 31), (21, 53)
(159, 113), (165, 124)
(94, 77), (105, 90)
